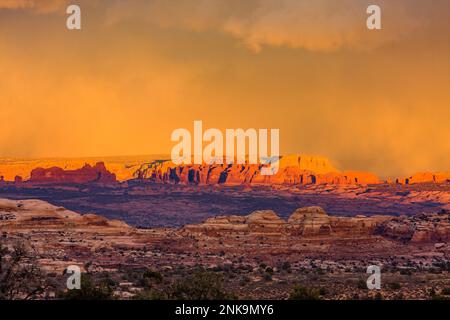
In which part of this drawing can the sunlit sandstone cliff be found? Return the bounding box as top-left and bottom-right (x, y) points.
(134, 155), (380, 185)
(396, 172), (450, 185)
(0, 155), (163, 182)
(1, 155), (449, 186)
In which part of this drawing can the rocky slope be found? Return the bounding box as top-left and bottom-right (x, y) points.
(2, 198), (449, 300)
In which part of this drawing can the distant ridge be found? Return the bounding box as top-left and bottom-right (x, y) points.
(0, 155), (448, 186)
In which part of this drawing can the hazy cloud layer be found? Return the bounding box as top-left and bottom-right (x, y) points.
(104, 0), (449, 52)
(0, 0), (449, 176)
(2, 0), (448, 51)
(0, 0), (68, 12)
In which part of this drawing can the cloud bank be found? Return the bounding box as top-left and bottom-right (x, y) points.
(104, 0), (448, 52)
(0, 0), (68, 13)
(2, 0), (448, 51)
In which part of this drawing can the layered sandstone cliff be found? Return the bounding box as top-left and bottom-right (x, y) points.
(0, 155), (162, 181)
(378, 213), (450, 242)
(184, 206), (449, 243)
(184, 206), (391, 237)
(396, 172), (450, 185)
(134, 155), (380, 186)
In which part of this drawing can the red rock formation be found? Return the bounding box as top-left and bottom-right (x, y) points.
(396, 172), (450, 185)
(288, 206), (332, 236)
(185, 206), (392, 238)
(134, 155), (380, 186)
(29, 162), (116, 184)
(380, 214), (450, 242)
(185, 206), (449, 243)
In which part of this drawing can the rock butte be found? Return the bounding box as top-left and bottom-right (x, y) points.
(29, 162), (116, 184)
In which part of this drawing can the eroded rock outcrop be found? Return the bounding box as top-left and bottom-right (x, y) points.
(288, 206), (332, 236)
(379, 213), (450, 242)
(397, 172), (450, 185)
(30, 162), (116, 184)
(134, 155), (380, 186)
(185, 206), (392, 238)
(184, 206), (449, 243)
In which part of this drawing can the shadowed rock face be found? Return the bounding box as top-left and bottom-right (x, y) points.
(29, 162), (117, 184)
(134, 155), (380, 186)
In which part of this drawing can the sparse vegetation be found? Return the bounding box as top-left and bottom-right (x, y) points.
(357, 279), (367, 290)
(169, 271), (233, 300)
(289, 285), (321, 300)
(441, 287), (450, 295)
(59, 274), (114, 300)
(0, 240), (48, 300)
(388, 282), (401, 290)
(143, 268), (163, 283)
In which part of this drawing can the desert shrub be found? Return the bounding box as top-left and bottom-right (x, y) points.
(315, 268), (325, 275)
(319, 287), (328, 296)
(394, 293), (404, 300)
(59, 274), (114, 300)
(357, 279), (367, 290)
(263, 273), (272, 281)
(0, 241), (48, 300)
(281, 261), (292, 273)
(135, 288), (167, 300)
(169, 271), (232, 300)
(143, 269), (163, 283)
(239, 276), (251, 286)
(389, 282), (401, 290)
(441, 287), (450, 295)
(400, 269), (412, 276)
(374, 292), (383, 300)
(289, 285), (321, 300)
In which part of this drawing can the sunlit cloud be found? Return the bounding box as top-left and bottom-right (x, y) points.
(0, 0), (449, 177)
(0, 0), (68, 13)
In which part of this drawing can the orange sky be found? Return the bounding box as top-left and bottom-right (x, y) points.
(0, 0), (449, 177)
